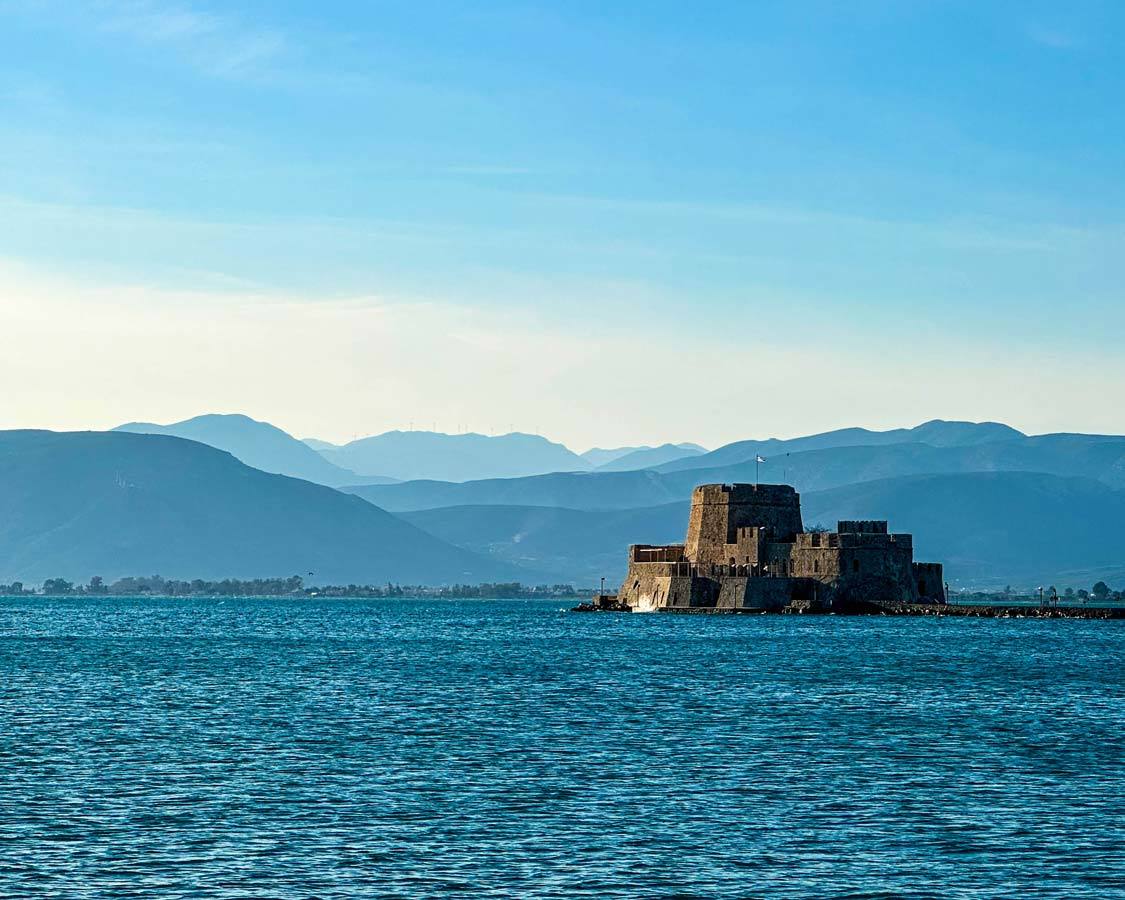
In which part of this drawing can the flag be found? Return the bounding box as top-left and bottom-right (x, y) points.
(756, 455), (766, 463)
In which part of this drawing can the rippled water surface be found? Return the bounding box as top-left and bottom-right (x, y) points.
(2, 597), (1124, 898)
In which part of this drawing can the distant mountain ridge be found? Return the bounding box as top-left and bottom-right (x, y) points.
(655, 420), (1026, 473)
(0, 430), (530, 585)
(342, 431), (1125, 512)
(581, 443), (705, 469)
(800, 471), (1125, 590)
(396, 472), (1125, 590)
(113, 414), (367, 487)
(580, 446), (642, 467)
(594, 443), (707, 471)
(310, 430), (592, 482)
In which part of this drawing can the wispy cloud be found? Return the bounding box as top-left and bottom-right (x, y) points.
(91, 0), (287, 78)
(439, 165), (539, 177)
(1026, 24), (1081, 50)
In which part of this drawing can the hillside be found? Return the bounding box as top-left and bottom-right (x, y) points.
(114, 414), (363, 487)
(314, 430), (591, 482)
(400, 502), (689, 584)
(0, 430), (529, 585)
(393, 472), (1125, 590)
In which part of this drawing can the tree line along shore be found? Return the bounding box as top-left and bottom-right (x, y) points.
(0, 575), (583, 599)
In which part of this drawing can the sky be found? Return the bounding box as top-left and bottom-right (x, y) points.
(1, 0), (1122, 450)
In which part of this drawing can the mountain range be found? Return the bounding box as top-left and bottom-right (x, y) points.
(112, 414), (709, 483)
(344, 429), (1125, 512)
(307, 430), (590, 482)
(398, 472), (1125, 590)
(591, 443), (707, 471)
(653, 420), (1027, 473)
(2, 416), (1123, 591)
(306, 433), (707, 481)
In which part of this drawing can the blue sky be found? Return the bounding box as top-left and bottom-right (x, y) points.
(1, 1), (1122, 448)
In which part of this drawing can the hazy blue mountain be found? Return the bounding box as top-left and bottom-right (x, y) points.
(580, 446), (642, 467)
(400, 503), (689, 585)
(800, 472), (1125, 590)
(581, 443), (705, 468)
(345, 470), (678, 512)
(395, 473), (1125, 591)
(655, 419), (1027, 473)
(595, 443), (708, 471)
(316, 431), (592, 482)
(302, 438), (339, 452)
(345, 432), (1125, 512)
(114, 414), (361, 487)
(0, 430), (531, 585)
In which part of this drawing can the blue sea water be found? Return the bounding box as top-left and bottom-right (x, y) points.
(1, 597), (1123, 899)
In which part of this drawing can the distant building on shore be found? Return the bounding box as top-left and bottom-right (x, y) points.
(613, 483), (945, 612)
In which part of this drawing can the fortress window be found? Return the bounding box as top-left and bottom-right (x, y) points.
(853, 559), (860, 573)
(814, 559), (820, 573)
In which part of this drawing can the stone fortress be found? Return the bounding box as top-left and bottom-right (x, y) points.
(613, 483), (945, 612)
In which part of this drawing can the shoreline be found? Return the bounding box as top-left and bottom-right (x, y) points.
(572, 600), (1125, 619)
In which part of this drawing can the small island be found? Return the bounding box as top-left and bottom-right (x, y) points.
(578, 482), (1122, 618)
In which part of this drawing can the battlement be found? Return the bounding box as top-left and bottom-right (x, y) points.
(692, 483), (798, 504)
(795, 531), (912, 549)
(838, 520), (888, 535)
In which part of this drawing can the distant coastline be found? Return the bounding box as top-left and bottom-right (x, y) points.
(3, 575), (1124, 614)
(0, 575), (584, 600)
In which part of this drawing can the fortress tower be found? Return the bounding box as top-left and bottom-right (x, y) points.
(684, 483), (803, 566)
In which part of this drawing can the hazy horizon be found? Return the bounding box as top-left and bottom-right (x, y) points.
(5, 409), (1116, 456)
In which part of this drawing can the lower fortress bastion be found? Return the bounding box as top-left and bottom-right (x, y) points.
(602, 483), (946, 613)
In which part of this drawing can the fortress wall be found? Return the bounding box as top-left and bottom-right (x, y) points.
(853, 532), (911, 550)
(715, 577), (796, 610)
(618, 563), (666, 611)
(836, 543), (918, 599)
(913, 562), (945, 603)
(630, 544), (686, 564)
(619, 563), (712, 610)
(798, 532), (912, 550)
(791, 545), (846, 579)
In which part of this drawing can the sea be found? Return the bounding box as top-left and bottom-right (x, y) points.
(2, 596), (1123, 899)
